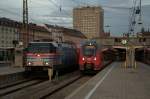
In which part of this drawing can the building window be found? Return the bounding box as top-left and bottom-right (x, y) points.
(1, 35), (4, 38)
(5, 28), (8, 31)
(115, 38), (121, 42)
(139, 38), (146, 42)
(10, 28), (12, 32)
(1, 27), (4, 31)
(14, 29), (17, 32)
(1, 40), (4, 44)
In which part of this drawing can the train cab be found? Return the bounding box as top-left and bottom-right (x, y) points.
(79, 42), (103, 72)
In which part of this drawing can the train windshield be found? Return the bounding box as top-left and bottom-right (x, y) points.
(27, 43), (56, 53)
(83, 46), (96, 57)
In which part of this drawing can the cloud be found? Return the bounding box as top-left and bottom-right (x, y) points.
(0, 0), (150, 36)
(141, 0), (150, 6)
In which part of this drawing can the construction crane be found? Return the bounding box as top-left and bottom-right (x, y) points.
(128, 0), (142, 37)
(22, 0), (29, 47)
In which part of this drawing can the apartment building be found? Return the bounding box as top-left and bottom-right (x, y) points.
(0, 18), (18, 47)
(73, 6), (104, 39)
(0, 17), (86, 48)
(45, 24), (86, 44)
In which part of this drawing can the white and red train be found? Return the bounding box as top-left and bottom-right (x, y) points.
(78, 40), (113, 73)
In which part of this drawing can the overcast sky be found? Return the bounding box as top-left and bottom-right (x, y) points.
(0, 0), (150, 36)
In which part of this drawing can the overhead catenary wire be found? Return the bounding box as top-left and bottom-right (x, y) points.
(47, 0), (71, 16)
(0, 0), (72, 25)
(46, 0), (73, 26)
(27, 0), (70, 25)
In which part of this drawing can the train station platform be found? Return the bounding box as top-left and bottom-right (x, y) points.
(0, 66), (25, 86)
(0, 66), (24, 75)
(66, 62), (150, 99)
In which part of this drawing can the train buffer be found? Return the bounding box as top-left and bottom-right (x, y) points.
(66, 62), (150, 99)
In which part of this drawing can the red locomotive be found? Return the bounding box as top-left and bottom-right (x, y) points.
(79, 40), (104, 73)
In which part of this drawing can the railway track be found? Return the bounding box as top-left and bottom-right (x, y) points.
(0, 71), (83, 99)
(0, 79), (45, 97)
(0, 62), (113, 99)
(0, 79), (35, 89)
(40, 74), (84, 99)
(43, 76), (92, 99)
(33, 63), (113, 99)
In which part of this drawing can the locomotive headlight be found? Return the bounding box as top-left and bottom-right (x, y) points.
(44, 62), (49, 66)
(45, 62), (49, 65)
(28, 62), (32, 65)
(94, 57), (97, 61)
(82, 57), (85, 61)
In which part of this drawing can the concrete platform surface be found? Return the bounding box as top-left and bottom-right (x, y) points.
(66, 62), (150, 99)
(0, 66), (24, 75)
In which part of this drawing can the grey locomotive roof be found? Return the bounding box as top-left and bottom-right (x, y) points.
(29, 42), (74, 48)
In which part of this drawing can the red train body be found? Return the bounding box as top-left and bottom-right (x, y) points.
(79, 41), (104, 72)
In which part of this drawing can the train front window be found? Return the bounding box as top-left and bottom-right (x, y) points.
(27, 43), (56, 53)
(83, 46), (96, 57)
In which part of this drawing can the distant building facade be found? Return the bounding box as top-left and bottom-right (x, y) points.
(44, 24), (64, 43)
(0, 18), (18, 47)
(0, 17), (86, 48)
(62, 27), (86, 44)
(137, 32), (150, 37)
(102, 32), (110, 38)
(0, 18), (52, 48)
(73, 6), (104, 39)
(45, 24), (86, 44)
(19, 23), (52, 47)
